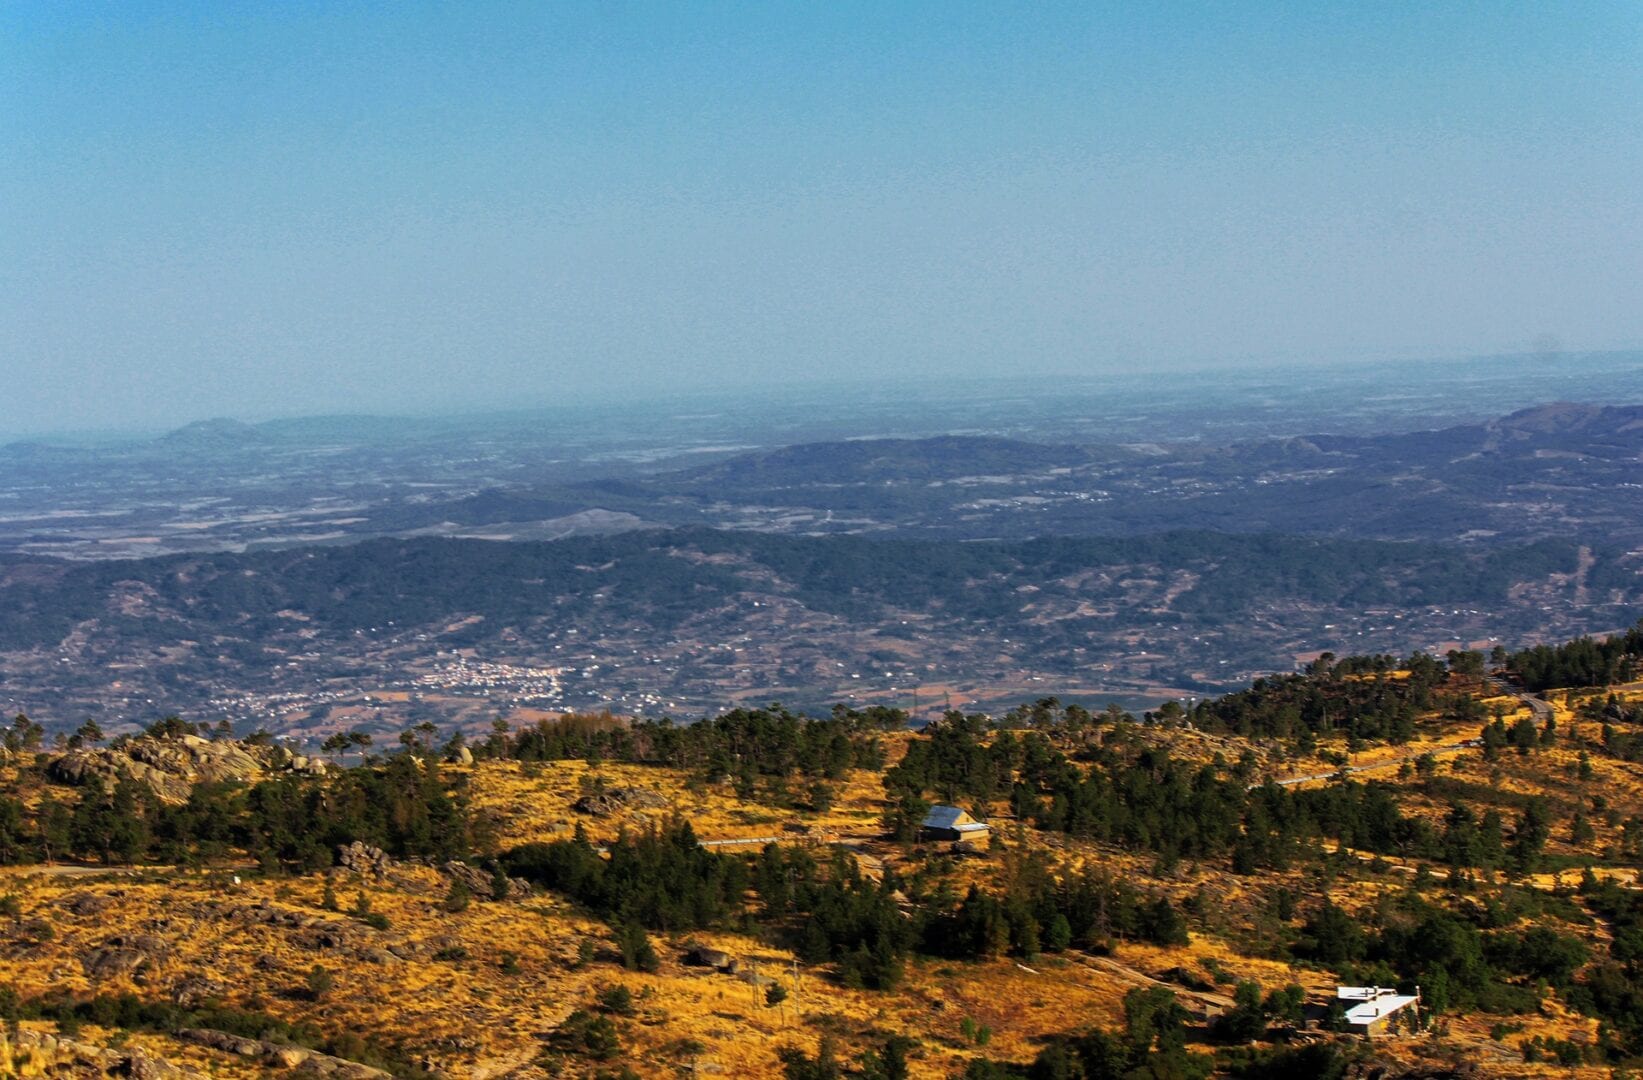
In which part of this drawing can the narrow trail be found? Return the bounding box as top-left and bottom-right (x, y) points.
(1326, 842), (1642, 892)
(1068, 952), (1236, 1014)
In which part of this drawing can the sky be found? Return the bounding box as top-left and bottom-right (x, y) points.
(3, 2), (1642, 435)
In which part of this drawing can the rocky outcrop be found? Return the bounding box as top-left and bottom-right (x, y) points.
(175, 1029), (395, 1079)
(439, 860), (531, 900)
(336, 841), (392, 878)
(45, 733), (324, 803)
(685, 946), (736, 970)
(572, 785), (669, 817)
(221, 900), (338, 930)
(82, 933), (168, 980)
(218, 901), (359, 953)
(170, 974), (227, 1008)
(7, 1028), (207, 1079)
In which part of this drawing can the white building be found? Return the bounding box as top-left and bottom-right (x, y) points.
(918, 805), (991, 844)
(1337, 985), (1419, 1036)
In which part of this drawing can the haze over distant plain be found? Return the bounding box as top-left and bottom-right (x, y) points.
(3, 3), (1641, 435)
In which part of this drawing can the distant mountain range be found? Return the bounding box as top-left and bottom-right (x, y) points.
(488, 401), (1643, 547)
(3, 397), (1641, 558)
(0, 399), (1639, 730)
(0, 524), (1633, 730)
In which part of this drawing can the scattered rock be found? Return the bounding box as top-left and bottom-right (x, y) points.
(291, 925), (354, 951)
(81, 947), (145, 979)
(225, 901), (343, 932)
(1345, 1060), (1481, 1080)
(171, 974), (227, 1008)
(13, 917), (54, 942)
(61, 892), (116, 917)
(83, 934), (167, 979)
(572, 786), (669, 817)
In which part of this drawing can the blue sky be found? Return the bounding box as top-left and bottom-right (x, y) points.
(3, 3), (1641, 433)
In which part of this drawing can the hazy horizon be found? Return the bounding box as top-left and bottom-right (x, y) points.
(5, 347), (1641, 446)
(5, 4), (1642, 434)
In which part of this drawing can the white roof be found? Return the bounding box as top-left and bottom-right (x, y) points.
(1337, 985), (1392, 999)
(1336, 986), (1417, 1024)
(922, 806), (969, 829)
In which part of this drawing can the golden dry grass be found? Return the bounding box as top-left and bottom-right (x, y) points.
(7, 687), (1643, 1078)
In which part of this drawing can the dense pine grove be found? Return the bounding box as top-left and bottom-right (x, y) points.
(1509, 623), (1643, 691)
(494, 704), (895, 781)
(504, 819), (748, 933)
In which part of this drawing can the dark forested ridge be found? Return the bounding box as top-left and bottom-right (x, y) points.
(4, 397), (1642, 729)
(0, 526), (1635, 730)
(0, 529), (1620, 653)
(574, 401), (1643, 547)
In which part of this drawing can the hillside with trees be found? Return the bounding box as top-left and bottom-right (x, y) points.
(5, 630), (1643, 1076)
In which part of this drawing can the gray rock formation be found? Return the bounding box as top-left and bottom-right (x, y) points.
(175, 1029), (395, 1079)
(82, 933), (168, 980)
(336, 840), (392, 878)
(170, 974), (227, 1008)
(60, 891), (116, 917)
(45, 733), (323, 803)
(9, 1029), (206, 1079)
(571, 785), (669, 817)
(685, 946), (736, 970)
(439, 859), (531, 900)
